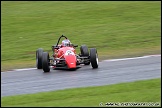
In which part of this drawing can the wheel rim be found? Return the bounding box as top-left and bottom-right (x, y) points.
(36, 53), (38, 67)
(96, 53), (98, 65)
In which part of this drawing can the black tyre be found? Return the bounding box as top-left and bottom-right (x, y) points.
(80, 45), (89, 56)
(36, 48), (43, 69)
(42, 52), (50, 72)
(80, 45), (90, 65)
(90, 48), (98, 68)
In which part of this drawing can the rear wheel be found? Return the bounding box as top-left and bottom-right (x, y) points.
(36, 48), (43, 69)
(80, 45), (90, 65)
(90, 48), (98, 68)
(80, 45), (89, 56)
(42, 52), (50, 72)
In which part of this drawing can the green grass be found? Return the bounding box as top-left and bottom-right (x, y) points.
(1, 78), (161, 107)
(1, 1), (161, 71)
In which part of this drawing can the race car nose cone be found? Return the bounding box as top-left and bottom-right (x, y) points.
(65, 55), (76, 68)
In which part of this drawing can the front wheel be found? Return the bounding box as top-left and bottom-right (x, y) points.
(90, 48), (98, 68)
(42, 52), (50, 72)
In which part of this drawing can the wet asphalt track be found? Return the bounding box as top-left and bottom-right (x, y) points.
(1, 55), (161, 97)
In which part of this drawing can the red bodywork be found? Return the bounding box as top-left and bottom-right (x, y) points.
(54, 46), (77, 68)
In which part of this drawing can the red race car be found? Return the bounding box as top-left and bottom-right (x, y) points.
(36, 35), (98, 72)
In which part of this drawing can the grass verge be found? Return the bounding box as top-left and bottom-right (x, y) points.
(1, 1), (161, 71)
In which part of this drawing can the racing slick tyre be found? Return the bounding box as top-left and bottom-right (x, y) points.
(90, 48), (98, 68)
(80, 45), (90, 65)
(42, 52), (50, 72)
(36, 48), (43, 69)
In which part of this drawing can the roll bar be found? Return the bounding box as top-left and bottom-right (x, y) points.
(56, 35), (68, 46)
(52, 34), (78, 51)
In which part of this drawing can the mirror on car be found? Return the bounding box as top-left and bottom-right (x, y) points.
(74, 45), (78, 47)
(52, 45), (59, 49)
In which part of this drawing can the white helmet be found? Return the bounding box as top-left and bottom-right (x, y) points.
(62, 39), (71, 46)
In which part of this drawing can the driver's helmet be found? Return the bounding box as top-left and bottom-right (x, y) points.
(61, 39), (71, 47)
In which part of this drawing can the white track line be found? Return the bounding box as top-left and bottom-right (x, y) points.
(103, 54), (161, 62)
(13, 68), (37, 71)
(2, 54), (161, 72)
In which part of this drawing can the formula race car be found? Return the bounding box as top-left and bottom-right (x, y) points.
(36, 35), (98, 72)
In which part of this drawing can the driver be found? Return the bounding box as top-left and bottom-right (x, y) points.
(53, 38), (72, 57)
(61, 39), (71, 47)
